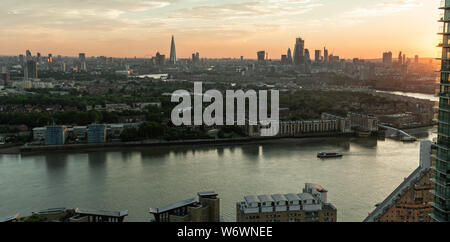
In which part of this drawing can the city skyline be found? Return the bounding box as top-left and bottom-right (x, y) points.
(0, 0), (440, 59)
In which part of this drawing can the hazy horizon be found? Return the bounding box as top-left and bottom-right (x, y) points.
(0, 0), (440, 59)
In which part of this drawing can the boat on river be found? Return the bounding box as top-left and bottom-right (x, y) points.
(317, 152), (343, 159)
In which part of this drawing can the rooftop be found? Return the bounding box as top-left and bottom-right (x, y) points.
(285, 193), (300, 201)
(244, 195), (259, 204)
(149, 198), (197, 214)
(197, 191), (218, 197)
(271, 194), (287, 202)
(257, 195), (274, 203)
(297, 193), (314, 201)
(0, 213), (20, 222)
(75, 208), (128, 218)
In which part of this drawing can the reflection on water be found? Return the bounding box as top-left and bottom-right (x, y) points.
(0, 128), (435, 222)
(377, 90), (438, 102)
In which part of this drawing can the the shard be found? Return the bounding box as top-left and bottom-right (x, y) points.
(169, 35), (176, 65)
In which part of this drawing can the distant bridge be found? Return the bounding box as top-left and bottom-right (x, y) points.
(378, 124), (417, 141)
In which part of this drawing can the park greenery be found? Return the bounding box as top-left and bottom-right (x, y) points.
(0, 88), (402, 143)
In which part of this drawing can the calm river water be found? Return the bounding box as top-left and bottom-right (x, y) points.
(0, 128), (435, 222)
(0, 91), (438, 222)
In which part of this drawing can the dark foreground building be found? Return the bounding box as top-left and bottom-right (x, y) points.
(150, 192), (220, 222)
(236, 183), (337, 222)
(433, 0), (450, 222)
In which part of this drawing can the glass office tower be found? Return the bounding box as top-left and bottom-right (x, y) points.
(433, 0), (450, 222)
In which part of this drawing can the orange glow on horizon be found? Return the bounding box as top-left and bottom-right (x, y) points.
(0, 0), (441, 59)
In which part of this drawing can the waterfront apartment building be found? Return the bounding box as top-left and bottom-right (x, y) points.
(246, 112), (361, 137)
(364, 141), (433, 222)
(149, 192), (220, 222)
(45, 125), (68, 145)
(73, 126), (88, 141)
(433, 0), (450, 222)
(32, 127), (46, 142)
(87, 124), (107, 144)
(347, 112), (378, 133)
(236, 184), (337, 222)
(278, 120), (341, 136)
(321, 113), (353, 133)
(247, 119), (346, 137)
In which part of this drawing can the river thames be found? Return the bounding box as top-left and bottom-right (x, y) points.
(0, 127), (435, 222)
(0, 91), (438, 222)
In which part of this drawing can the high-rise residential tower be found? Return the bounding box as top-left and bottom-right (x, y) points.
(169, 35), (176, 65)
(433, 0), (450, 222)
(26, 60), (38, 79)
(79, 53), (87, 72)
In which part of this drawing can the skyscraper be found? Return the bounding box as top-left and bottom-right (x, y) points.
(432, 1), (450, 222)
(19, 54), (25, 67)
(287, 48), (293, 64)
(293, 38), (305, 65)
(257, 51), (265, 62)
(315, 50), (321, 63)
(155, 52), (166, 66)
(26, 50), (32, 60)
(192, 52), (200, 63)
(383, 52), (393, 66)
(169, 35), (176, 65)
(304, 49), (311, 64)
(23, 50), (36, 80)
(398, 51), (403, 65)
(26, 60), (38, 79)
(281, 55), (287, 64)
(79, 53), (87, 72)
(323, 47), (329, 63)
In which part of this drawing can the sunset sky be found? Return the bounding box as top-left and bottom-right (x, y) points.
(0, 0), (441, 59)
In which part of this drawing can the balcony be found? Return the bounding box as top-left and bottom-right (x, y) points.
(441, 0), (450, 9)
(429, 212), (448, 222)
(430, 201), (450, 214)
(431, 161), (450, 175)
(431, 188), (450, 200)
(431, 176), (450, 186)
(439, 12), (450, 22)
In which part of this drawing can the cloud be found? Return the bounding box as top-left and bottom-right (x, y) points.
(0, 0), (173, 34)
(343, 0), (423, 20)
(170, 0), (322, 21)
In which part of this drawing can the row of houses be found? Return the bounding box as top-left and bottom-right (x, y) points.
(86, 102), (161, 112)
(247, 112), (378, 137)
(147, 183), (337, 223)
(32, 123), (140, 145)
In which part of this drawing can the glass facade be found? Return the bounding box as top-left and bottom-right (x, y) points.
(433, 0), (450, 222)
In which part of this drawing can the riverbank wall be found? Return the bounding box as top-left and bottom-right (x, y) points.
(17, 132), (355, 155)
